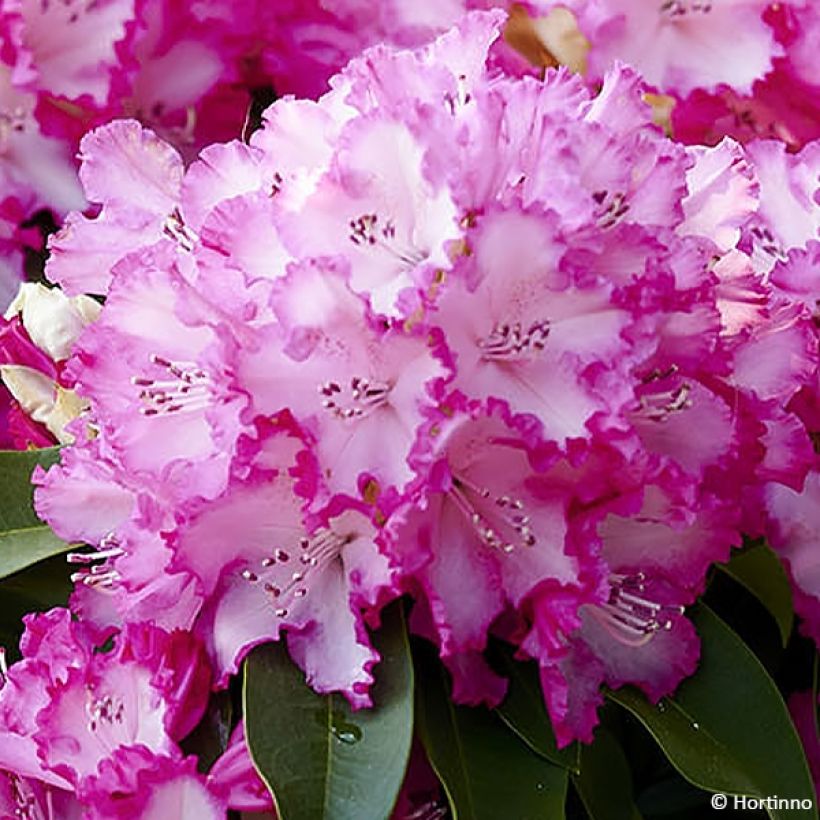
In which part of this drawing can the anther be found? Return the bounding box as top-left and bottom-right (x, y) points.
(319, 376), (392, 420)
(478, 320), (551, 361)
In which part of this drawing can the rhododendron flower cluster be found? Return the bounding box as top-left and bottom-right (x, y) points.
(0, 5), (816, 818)
(1, 0), (816, 310)
(0, 0), (546, 306)
(27, 9), (819, 749)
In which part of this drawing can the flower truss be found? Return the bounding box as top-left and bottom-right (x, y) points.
(0, 1), (817, 309)
(0, 4), (816, 819)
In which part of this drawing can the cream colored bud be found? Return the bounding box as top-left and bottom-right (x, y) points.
(530, 7), (589, 75)
(4, 282), (101, 362)
(0, 364), (85, 444)
(505, 5), (589, 75)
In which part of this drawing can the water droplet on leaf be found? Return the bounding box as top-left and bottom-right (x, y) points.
(330, 715), (362, 744)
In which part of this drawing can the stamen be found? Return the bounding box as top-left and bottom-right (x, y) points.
(641, 365), (679, 384)
(659, 0), (712, 18)
(748, 223), (787, 268)
(271, 171), (284, 196)
(132, 356), (213, 417)
(405, 799), (449, 820)
(448, 477), (535, 553)
(6, 772), (39, 820)
(87, 694), (125, 733)
(0, 106), (28, 150)
(240, 529), (350, 619)
(589, 574), (685, 647)
(348, 212), (427, 267)
(318, 376), (392, 420)
(71, 568), (119, 588)
(67, 545), (124, 564)
(478, 320), (551, 361)
(592, 190), (630, 228)
(162, 208), (198, 252)
(0, 647), (8, 687)
(67, 535), (123, 588)
(634, 383), (692, 422)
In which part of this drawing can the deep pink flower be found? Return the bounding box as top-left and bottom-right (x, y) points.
(32, 621), (210, 788)
(207, 722), (273, 813)
(0, 609), (212, 809)
(672, 2), (820, 151)
(788, 691), (820, 797)
(80, 747), (227, 819)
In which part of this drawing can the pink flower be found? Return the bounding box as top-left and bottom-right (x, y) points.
(0, 63), (84, 215)
(80, 747), (226, 819)
(564, 0), (782, 96)
(33, 622), (210, 787)
(2, 0), (136, 109)
(766, 473), (820, 647)
(60, 242), (244, 501)
(46, 120), (186, 296)
(231, 258), (452, 500)
(274, 115), (461, 318)
(741, 139), (819, 273)
(384, 398), (606, 698)
(0, 771), (82, 819)
(672, 2), (820, 151)
(171, 420), (398, 703)
(430, 204), (640, 447)
(0, 607), (213, 816)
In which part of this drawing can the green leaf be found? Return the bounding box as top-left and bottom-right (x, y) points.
(488, 641), (580, 772)
(414, 641), (568, 820)
(244, 603), (414, 820)
(572, 725), (643, 820)
(718, 541), (794, 646)
(607, 604), (817, 820)
(636, 778), (710, 819)
(0, 448), (70, 578)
